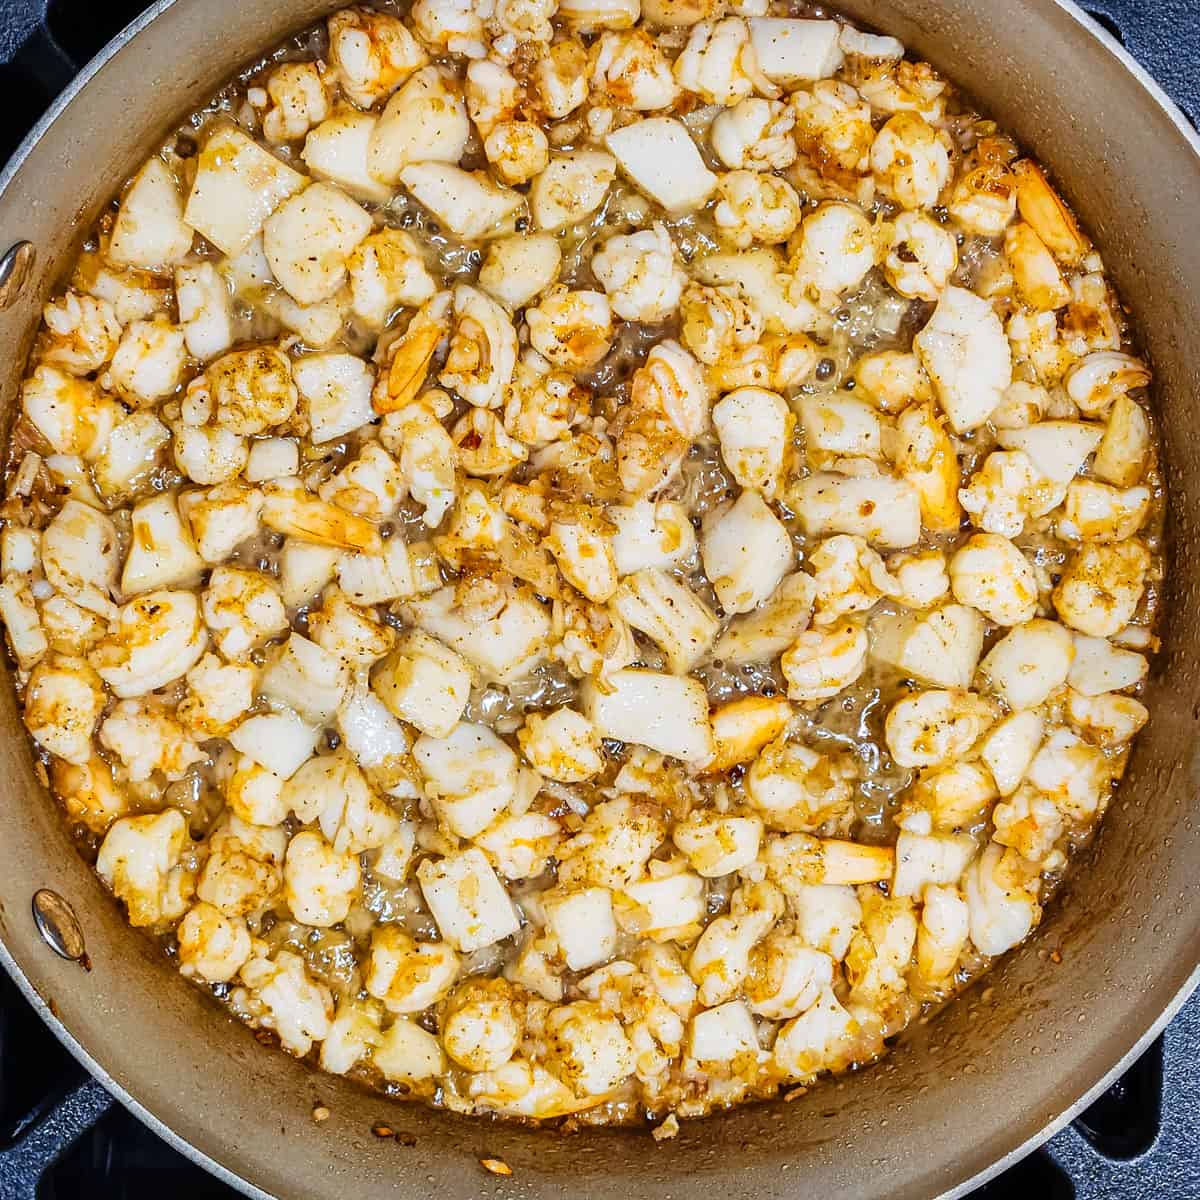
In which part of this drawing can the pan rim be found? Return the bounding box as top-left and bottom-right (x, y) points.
(0, 2), (1195, 1198)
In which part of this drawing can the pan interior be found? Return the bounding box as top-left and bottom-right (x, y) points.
(0, 2), (1196, 1198)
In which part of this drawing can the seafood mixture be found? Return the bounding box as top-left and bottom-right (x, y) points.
(0, 0), (1162, 1129)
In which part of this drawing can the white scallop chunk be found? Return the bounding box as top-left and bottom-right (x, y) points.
(517, 708), (603, 783)
(229, 711), (320, 779)
(479, 234), (562, 309)
(263, 183), (372, 306)
(701, 489), (793, 615)
(301, 110), (393, 204)
(605, 118), (718, 213)
(121, 493), (204, 595)
(368, 65), (470, 185)
(609, 500), (697, 577)
(1068, 634), (1148, 697)
(798, 394), (882, 459)
(914, 286), (1012, 434)
(980, 619), (1075, 710)
(583, 669), (714, 764)
(747, 18), (844, 84)
(995, 420), (1104, 485)
(792, 472), (921, 549)
(375, 1020), (446, 1083)
(399, 164), (523, 240)
(786, 883), (861, 960)
(543, 887), (619, 970)
(616, 871), (706, 941)
(109, 159), (194, 271)
(260, 635), (349, 725)
(417, 848), (521, 953)
(978, 710), (1044, 796)
(713, 573), (816, 665)
(92, 411), (169, 500)
(673, 814), (763, 878)
(613, 569), (720, 673)
(892, 831), (975, 898)
(293, 353), (376, 444)
(689, 1000), (759, 1062)
(869, 605), (985, 690)
(370, 630), (472, 738)
(402, 583), (550, 684)
(184, 126), (307, 256)
(413, 722), (518, 839)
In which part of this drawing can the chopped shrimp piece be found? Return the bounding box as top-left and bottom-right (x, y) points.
(790, 201), (875, 299)
(712, 97), (795, 171)
(283, 830), (361, 928)
(233, 949), (333, 1057)
(964, 842), (1041, 956)
(949, 533), (1039, 627)
(1053, 540), (1150, 638)
(24, 654), (107, 766)
(870, 112), (950, 210)
(261, 62), (330, 143)
(96, 809), (194, 929)
(884, 689), (997, 769)
(91, 590), (209, 699)
(980, 619), (1075, 710)
(591, 28), (678, 109)
(592, 224), (687, 323)
(781, 621), (868, 703)
(526, 287), (613, 372)
(177, 903), (253, 984)
(916, 884), (969, 984)
(712, 386), (791, 497)
(746, 737), (855, 830)
(884, 211), (958, 301)
(439, 284), (518, 410)
(893, 401), (962, 532)
(40, 291), (121, 376)
(328, 7), (428, 108)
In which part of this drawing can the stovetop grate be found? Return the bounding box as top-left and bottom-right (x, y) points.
(1, 965), (1198, 1200)
(0, 0), (1197, 1196)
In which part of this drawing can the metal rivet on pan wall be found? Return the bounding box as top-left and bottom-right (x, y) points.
(0, 241), (35, 310)
(32, 889), (88, 965)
